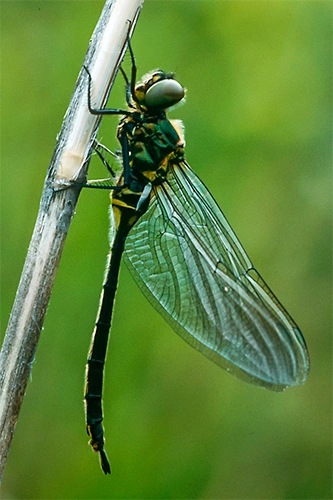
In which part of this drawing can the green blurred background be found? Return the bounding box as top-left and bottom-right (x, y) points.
(1, 1), (332, 498)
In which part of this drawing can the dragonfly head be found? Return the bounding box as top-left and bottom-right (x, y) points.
(134, 70), (185, 112)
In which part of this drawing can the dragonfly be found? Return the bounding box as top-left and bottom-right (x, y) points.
(80, 40), (309, 474)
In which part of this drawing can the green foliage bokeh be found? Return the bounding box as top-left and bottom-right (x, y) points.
(1, 1), (332, 499)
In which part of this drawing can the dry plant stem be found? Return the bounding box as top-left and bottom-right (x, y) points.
(0, 0), (144, 481)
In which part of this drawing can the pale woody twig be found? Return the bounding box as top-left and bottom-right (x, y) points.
(0, 0), (144, 481)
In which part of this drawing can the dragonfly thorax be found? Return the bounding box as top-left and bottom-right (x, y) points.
(118, 114), (185, 187)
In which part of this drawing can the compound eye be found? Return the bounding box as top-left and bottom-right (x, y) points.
(145, 79), (184, 109)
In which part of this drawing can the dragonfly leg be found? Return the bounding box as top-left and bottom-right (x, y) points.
(83, 65), (130, 116)
(93, 140), (119, 177)
(119, 128), (131, 186)
(127, 35), (137, 103)
(118, 20), (137, 105)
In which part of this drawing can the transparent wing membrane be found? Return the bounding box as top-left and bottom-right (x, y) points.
(124, 161), (309, 391)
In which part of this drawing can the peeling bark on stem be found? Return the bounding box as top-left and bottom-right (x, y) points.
(0, 0), (144, 481)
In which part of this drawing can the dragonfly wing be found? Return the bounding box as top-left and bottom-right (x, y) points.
(123, 161), (309, 391)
